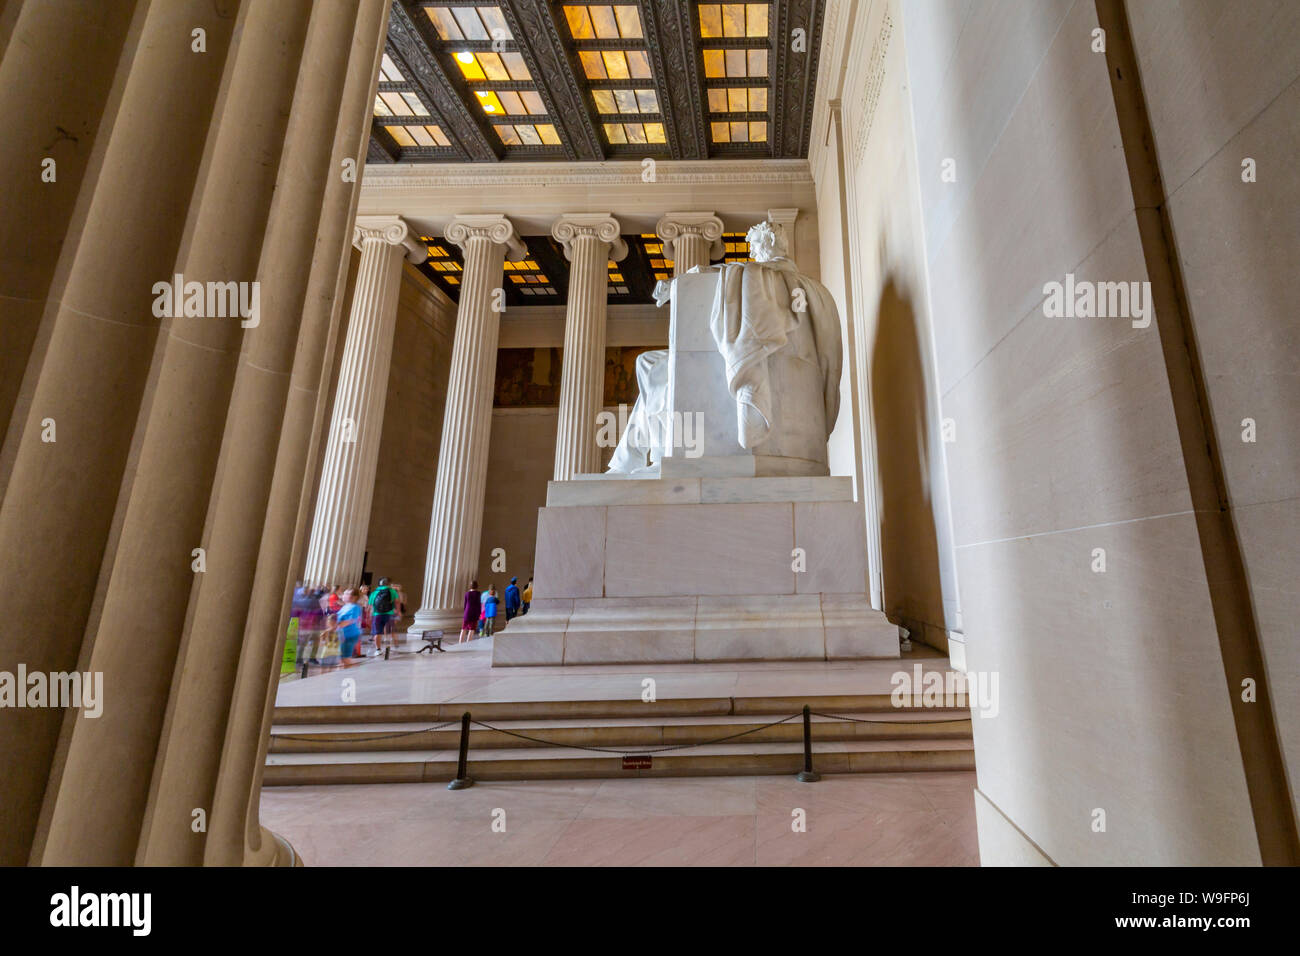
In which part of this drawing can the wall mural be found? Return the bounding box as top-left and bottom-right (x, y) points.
(494, 346), (656, 407)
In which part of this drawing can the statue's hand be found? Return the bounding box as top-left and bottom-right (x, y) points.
(652, 278), (673, 307)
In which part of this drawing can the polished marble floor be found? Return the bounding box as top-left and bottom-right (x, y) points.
(275, 635), (957, 707)
(260, 771), (979, 866)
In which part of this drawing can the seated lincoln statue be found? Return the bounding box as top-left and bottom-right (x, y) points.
(606, 220), (842, 475)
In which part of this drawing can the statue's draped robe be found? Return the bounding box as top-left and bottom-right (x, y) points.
(710, 258), (841, 449)
(606, 259), (841, 473)
(605, 346), (669, 475)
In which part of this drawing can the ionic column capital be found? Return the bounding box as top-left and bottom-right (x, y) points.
(444, 214), (527, 261)
(552, 213), (627, 262)
(766, 207), (800, 264)
(655, 211), (725, 261)
(353, 215), (428, 264)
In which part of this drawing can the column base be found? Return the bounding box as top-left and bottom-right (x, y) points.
(241, 826), (302, 867)
(408, 608), (466, 639)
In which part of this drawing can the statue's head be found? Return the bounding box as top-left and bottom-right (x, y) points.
(746, 220), (788, 263)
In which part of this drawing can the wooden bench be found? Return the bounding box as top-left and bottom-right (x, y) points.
(417, 629), (445, 653)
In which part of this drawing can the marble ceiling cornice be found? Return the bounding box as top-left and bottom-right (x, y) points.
(361, 159), (814, 190)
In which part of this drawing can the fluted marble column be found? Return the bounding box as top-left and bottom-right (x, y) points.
(303, 216), (426, 587)
(0, 0), (242, 867)
(411, 215), (525, 633)
(552, 213), (627, 480)
(656, 211), (724, 276)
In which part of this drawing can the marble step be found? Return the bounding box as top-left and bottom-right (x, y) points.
(273, 692), (955, 725)
(268, 711), (972, 754)
(263, 738), (976, 786)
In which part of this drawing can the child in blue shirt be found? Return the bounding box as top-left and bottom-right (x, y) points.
(336, 590), (363, 665)
(481, 586), (499, 637)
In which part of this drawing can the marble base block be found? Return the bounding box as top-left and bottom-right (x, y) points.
(492, 592), (897, 665)
(492, 489), (897, 666)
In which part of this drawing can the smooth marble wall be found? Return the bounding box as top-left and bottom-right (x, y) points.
(1127, 0), (1300, 829)
(863, 0), (1297, 863)
(478, 406), (560, 592)
(816, 0), (965, 653)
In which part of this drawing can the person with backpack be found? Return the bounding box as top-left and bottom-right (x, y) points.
(369, 577), (399, 654)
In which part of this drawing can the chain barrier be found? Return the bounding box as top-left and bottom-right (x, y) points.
(270, 709), (968, 748)
(467, 712), (803, 756)
(810, 710), (971, 725)
(270, 719), (460, 744)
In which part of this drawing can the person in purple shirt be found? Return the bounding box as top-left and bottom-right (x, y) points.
(459, 579), (481, 644)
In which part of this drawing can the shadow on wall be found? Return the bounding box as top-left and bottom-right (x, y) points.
(870, 277), (946, 643)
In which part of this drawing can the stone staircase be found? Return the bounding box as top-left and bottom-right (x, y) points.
(265, 693), (974, 785)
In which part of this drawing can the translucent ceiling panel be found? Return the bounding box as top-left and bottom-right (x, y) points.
(501, 52), (531, 80)
(626, 50), (651, 79)
(478, 6), (511, 40)
(400, 92), (429, 116)
(380, 53), (404, 81)
(589, 6), (619, 38)
(451, 6), (490, 40)
(564, 6), (595, 39)
(614, 6), (642, 38)
(427, 8), (463, 40)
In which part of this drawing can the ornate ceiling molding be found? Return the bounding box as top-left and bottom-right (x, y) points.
(386, 2), (499, 162)
(638, 0), (708, 160)
(368, 132), (398, 164)
(773, 0), (826, 158)
(362, 158), (814, 190)
(499, 0), (604, 162)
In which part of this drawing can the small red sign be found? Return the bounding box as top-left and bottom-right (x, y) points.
(622, 755), (652, 770)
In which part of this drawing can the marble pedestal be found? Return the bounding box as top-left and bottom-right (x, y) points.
(491, 475), (898, 666)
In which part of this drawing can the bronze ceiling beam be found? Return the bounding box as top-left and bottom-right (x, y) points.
(387, 1), (502, 161)
(638, 0), (708, 160)
(368, 127), (401, 164)
(500, 0), (606, 162)
(772, 0), (824, 158)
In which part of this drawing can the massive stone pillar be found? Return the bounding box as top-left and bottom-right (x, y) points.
(0, 0), (242, 868)
(303, 217), (426, 588)
(552, 213), (627, 480)
(0, 0), (391, 867)
(656, 211), (724, 276)
(135, 0), (373, 867)
(411, 216), (525, 634)
(31, 0), (317, 868)
(204, 0), (392, 867)
(0, 0), (140, 476)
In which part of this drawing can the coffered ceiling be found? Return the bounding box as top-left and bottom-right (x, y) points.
(372, 1), (826, 165)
